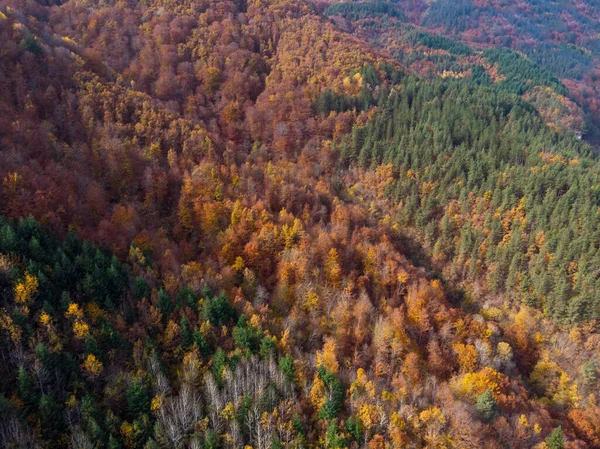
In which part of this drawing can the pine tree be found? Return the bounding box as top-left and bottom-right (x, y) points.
(17, 367), (37, 410)
(475, 389), (497, 422)
(279, 355), (296, 384)
(546, 426), (565, 449)
(126, 378), (151, 419)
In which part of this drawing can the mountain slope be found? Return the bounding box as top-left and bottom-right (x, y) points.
(0, 1), (599, 448)
(322, 0), (600, 142)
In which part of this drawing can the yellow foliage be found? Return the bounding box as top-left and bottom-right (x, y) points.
(519, 414), (529, 427)
(14, 272), (38, 305)
(350, 368), (376, 399)
(419, 407), (446, 425)
(120, 421), (133, 437)
(39, 312), (52, 327)
(3, 172), (22, 192)
(453, 343), (478, 372)
(303, 290), (320, 311)
(325, 248), (342, 288)
(481, 306), (502, 321)
(282, 218), (303, 249)
(280, 328), (291, 353)
(381, 390), (395, 401)
(397, 270), (409, 284)
(440, 70), (464, 79)
(496, 342), (513, 361)
(454, 367), (502, 398)
(151, 395), (162, 411)
(73, 320), (90, 339)
(221, 402), (235, 420)
(82, 354), (103, 377)
(199, 320), (212, 337)
(0, 308), (21, 343)
(359, 404), (380, 429)
(232, 256), (245, 272)
(309, 374), (326, 411)
(316, 338), (339, 373)
(66, 303), (84, 320)
(390, 412), (406, 430)
(249, 314), (261, 329)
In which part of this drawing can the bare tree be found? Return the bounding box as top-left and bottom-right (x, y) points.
(70, 426), (96, 449)
(0, 417), (39, 449)
(156, 384), (203, 448)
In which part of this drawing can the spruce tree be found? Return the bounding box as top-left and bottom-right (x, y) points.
(475, 389), (498, 422)
(546, 426), (565, 449)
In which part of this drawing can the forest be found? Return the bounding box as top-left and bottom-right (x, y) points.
(0, 0), (600, 448)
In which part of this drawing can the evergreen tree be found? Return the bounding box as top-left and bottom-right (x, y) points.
(546, 426), (565, 449)
(475, 389), (498, 422)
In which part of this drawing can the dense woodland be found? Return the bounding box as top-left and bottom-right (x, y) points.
(0, 0), (600, 448)
(325, 0), (600, 139)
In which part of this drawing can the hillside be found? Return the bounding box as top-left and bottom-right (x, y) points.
(322, 0), (600, 142)
(0, 1), (599, 448)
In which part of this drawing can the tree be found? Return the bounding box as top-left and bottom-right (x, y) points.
(475, 389), (497, 422)
(39, 394), (65, 441)
(545, 426), (565, 449)
(17, 367), (37, 411)
(325, 420), (346, 448)
(19, 33), (42, 56)
(82, 354), (103, 378)
(126, 378), (151, 419)
(317, 366), (345, 420)
(279, 355), (296, 384)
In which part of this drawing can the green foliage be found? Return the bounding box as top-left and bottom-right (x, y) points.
(135, 276), (150, 300)
(203, 430), (219, 449)
(0, 216), (127, 312)
(475, 389), (497, 422)
(260, 335), (277, 360)
(546, 426), (565, 449)
(17, 367), (37, 409)
(581, 360), (598, 386)
(193, 328), (213, 356)
(314, 64), (402, 116)
(157, 288), (173, 317)
(345, 415), (363, 441)
(471, 65), (492, 85)
(338, 77), (600, 323)
(483, 48), (567, 95)
(202, 291), (236, 326)
(279, 354), (296, 384)
(324, 1), (404, 21)
(270, 438), (284, 449)
(293, 414), (305, 437)
(181, 316), (192, 348)
(317, 366), (345, 420)
(422, 0), (476, 32)
(314, 88), (373, 116)
(39, 394), (65, 441)
(19, 33), (42, 56)
(176, 286), (198, 311)
(408, 30), (473, 55)
(211, 348), (227, 384)
(232, 315), (262, 353)
(520, 43), (592, 80)
(325, 420), (346, 448)
(126, 378), (151, 418)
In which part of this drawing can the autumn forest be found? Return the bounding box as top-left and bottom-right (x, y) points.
(1, 0), (600, 448)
